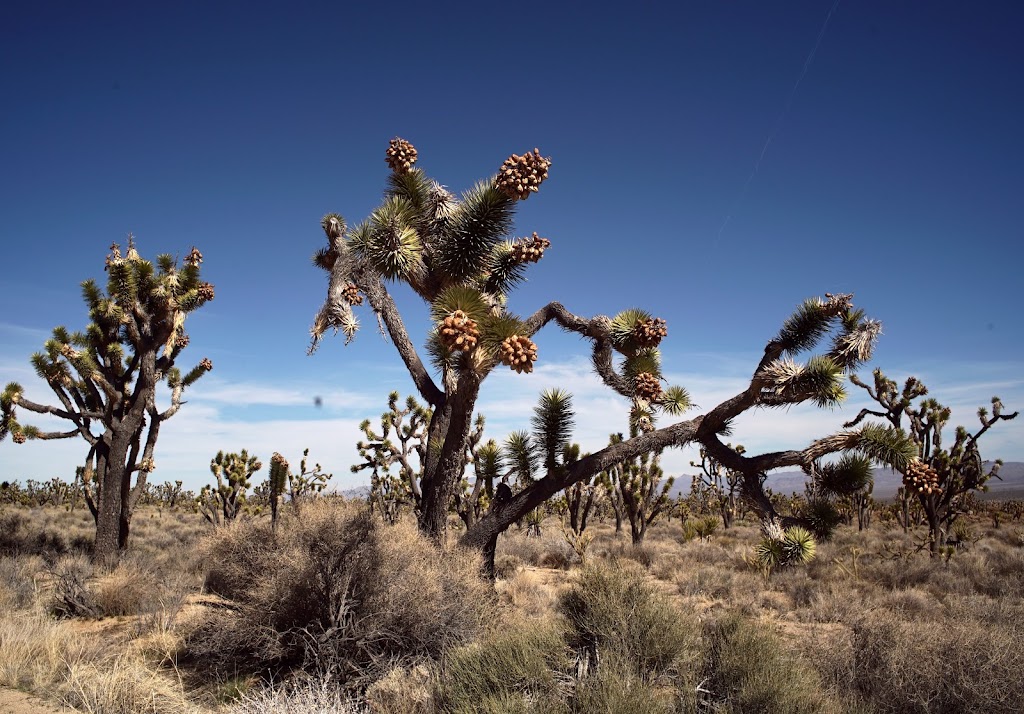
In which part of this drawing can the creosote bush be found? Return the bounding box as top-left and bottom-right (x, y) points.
(187, 499), (493, 688)
(703, 615), (834, 714)
(559, 560), (700, 679)
(439, 622), (570, 714)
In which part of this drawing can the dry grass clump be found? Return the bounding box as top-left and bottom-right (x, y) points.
(91, 561), (162, 617)
(365, 664), (435, 714)
(226, 678), (367, 713)
(849, 607), (1024, 713)
(187, 500), (493, 688)
(0, 609), (85, 692)
(495, 525), (576, 570)
(0, 552), (45, 609)
(59, 654), (199, 714)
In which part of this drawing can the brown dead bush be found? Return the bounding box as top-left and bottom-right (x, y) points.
(186, 500), (493, 688)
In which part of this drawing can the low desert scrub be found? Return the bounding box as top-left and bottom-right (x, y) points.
(848, 606), (1024, 713)
(702, 615), (838, 714)
(186, 500), (493, 688)
(227, 678), (367, 713)
(559, 560), (700, 679)
(438, 621), (570, 713)
(495, 524), (576, 570)
(0, 508), (92, 559)
(498, 568), (562, 614)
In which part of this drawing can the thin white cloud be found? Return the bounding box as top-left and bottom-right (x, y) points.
(2, 352), (1022, 496)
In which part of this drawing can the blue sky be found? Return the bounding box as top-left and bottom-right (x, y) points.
(2, 1), (1021, 492)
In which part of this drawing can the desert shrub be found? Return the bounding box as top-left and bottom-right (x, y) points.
(559, 560), (699, 679)
(438, 622), (570, 714)
(0, 554), (44, 609)
(227, 678), (367, 713)
(90, 562), (160, 617)
(569, 651), (676, 714)
(493, 553), (523, 579)
(850, 608), (1024, 713)
(187, 500), (492, 688)
(702, 615), (835, 714)
(49, 554), (99, 618)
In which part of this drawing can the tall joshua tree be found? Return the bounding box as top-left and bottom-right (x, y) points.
(0, 238), (214, 560)
(311, 139), (915, 571)
(845, 369), (1018, 552)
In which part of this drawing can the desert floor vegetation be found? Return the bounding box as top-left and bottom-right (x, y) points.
(1, 498), (1023, 713)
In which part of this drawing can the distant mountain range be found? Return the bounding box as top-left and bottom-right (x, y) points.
(342, 467), (1024, 505)
(746, 461), (1024, 501)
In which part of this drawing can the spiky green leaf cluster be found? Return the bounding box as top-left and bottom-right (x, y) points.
(816, 454), (873, 497)
(756, 524), (817, 568)
(505, 431), (538, 485)
(609, 308), (654, 353)
(531, 389), (575, 472)
(774, 298), (834, 356)
(622, 348), (662, 383)
(433, 181), (515, 283)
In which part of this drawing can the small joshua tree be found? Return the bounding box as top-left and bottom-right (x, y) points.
(754, 518), (817, 580)
(846, 369), (1018, 552)
(354, 391), (485, 524)
(199, 450), (262, 525)
(691, 443), (746, 529)
(1, 239), (214, 560)
(604, 421), (681, 545)
(268, 452), (288, 530)
(353, 391), (432, 520)
(564, 451), (600, 537)
(311, 139), (916, 573)
(286, 448), (333, 507)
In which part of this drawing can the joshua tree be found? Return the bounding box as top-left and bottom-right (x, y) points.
(564, 455), (600, 537)
(599, 425), (677, 545)
(268, 452), (288, 530)
(310, 139), (915, 572)
(1, 239), (214, 560)
(846, 369), (1018, 552)
(353, 391), (432, 519)
(456, 435), (500, 529)
(354, 391), (486, 525)
(199, 450), (262, 525)
(691, 444), (746, 529)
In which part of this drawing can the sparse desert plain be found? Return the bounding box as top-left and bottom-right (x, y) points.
(2, 495), (1023, 713)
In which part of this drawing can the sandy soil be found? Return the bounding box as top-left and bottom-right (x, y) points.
(0, 688), (66, 714)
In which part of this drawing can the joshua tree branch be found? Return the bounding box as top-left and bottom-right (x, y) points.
(362, 276), (444, 406)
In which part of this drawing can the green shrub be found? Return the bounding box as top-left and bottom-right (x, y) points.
(559, 560), (698, 679)
(439, 622), (569, 714)
(702, 615), (834, 714)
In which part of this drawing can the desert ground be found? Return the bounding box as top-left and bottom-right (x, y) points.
(2, 497), (1023, 713)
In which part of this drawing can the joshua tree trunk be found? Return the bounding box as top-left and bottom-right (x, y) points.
(418, 381), (480, 538)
